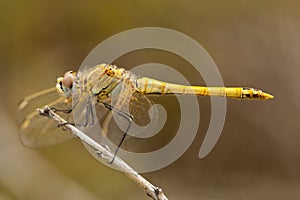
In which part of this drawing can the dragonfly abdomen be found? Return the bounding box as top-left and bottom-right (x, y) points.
(136, 77), (273, 100)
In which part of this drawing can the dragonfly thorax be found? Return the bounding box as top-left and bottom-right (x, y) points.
(90, 65), (126, 100)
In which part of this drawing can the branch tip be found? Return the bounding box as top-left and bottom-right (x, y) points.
(36, 105), (168, 200)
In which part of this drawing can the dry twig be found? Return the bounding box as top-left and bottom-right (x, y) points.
(37, 106), (168, 200)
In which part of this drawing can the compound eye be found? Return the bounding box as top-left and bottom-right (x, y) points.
(62, 71), (74, 89)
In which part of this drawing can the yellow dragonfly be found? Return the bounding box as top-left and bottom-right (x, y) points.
(18, 64), (273, 151)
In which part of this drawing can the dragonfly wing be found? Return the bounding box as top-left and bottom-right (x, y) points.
(101, 79), (158, 152)
(129, 92), (153, 127)
(17, 88), (74, 147)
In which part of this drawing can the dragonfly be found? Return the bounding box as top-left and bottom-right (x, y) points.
(18, 64), (274, 156)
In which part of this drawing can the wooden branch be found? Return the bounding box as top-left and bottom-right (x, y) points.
(37, 106), (168, 200)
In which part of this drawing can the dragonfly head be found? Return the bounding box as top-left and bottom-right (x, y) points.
(56, 71), (76, 98)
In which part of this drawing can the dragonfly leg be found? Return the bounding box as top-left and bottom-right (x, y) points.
(57, 122), (76, 132)
(69, 100), (96, 127)
(50, 107), (72, 114)
(53, 96), (96, 129)
(110, 121), (132, 164)
(100, 101), (133, 164)
(51, 99), (82, 130)
(57, 122), (75, 127)
(57, 100), (94, 127)
(50, 97), (81, 114)
(101, 101), (133, 120)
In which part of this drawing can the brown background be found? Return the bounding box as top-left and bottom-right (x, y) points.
(0, 1), (299, 199)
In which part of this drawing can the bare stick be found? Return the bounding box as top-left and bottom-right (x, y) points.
(37, 106), (168, 200)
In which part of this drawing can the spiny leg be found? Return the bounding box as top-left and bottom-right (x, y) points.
(100, 101), (133, 164)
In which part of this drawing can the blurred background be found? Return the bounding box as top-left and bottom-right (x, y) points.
(0, 0), (299, 199)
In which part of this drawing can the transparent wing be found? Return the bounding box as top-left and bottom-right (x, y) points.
(100, 79), (159, 152)
(17, 88), (74, 147)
